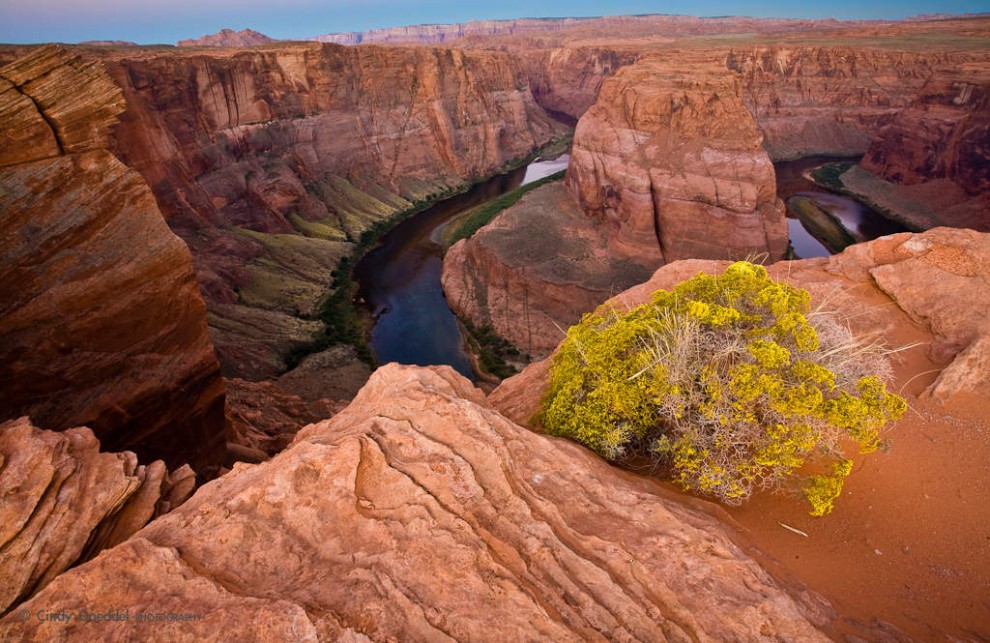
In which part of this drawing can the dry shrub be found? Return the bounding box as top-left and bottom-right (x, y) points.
(540, 261), (905, 516)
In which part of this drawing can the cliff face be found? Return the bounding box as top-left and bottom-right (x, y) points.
(566, 56), (788, 265)
(861, 66), (990, 195)
(0, 364), (831, 641)
(0, 46), (226, 470)
(521, 47), (641, 119)
(726, 47), (951, 160)
(104, 43), (562, 379)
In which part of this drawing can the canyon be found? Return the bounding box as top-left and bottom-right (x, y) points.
(443, 37), (990, 360)
(1, 12), (989, 641)
(101, 43), (564, 382)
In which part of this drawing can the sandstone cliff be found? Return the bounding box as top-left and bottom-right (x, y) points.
(443, 181), (653, 357)
(0, 46), (226, 470)
(0, 417), (195, 615)
(566, 55), (788, 265)
(314, 14), (872, 47)
(856, 65), (990, 230)
(521, 46), (640, 119)
(178, 29), (275, 48)
(103, 43), (563, 379)
(726, 47), (954, 160)
(0, 364), (832, 641)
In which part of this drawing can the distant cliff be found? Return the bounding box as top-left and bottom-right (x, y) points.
(178, 28), (274, 48)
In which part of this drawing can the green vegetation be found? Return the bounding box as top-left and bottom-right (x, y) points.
(540, 261), (905, 516)
(810, 162), (855, 192)
(462, 320), (523, 379)
(445, 170), (567, 247)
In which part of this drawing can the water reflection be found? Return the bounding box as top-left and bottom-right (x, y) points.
(775, 157), (907, 259)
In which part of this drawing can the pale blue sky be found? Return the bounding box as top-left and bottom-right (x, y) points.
(1, 0), (987, 45)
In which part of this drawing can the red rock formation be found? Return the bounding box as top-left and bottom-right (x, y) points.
(177, 29), (275, 48)
(566, 55), (788, 265)
(0, 46), (226, 470)
(102, 43), (563, 379)
(443, 182), (653, 357)
(0, 364), (832, 641)
(857, 65), (990, 228)
(0, 417), (194, 614)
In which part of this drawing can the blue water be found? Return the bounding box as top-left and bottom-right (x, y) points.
(354, 156), (568, 380)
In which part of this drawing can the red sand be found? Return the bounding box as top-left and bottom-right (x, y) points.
(726, 328), (990, 640)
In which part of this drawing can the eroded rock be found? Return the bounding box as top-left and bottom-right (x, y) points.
(1, 365), (830, 641)
(0, 417), (194, 615)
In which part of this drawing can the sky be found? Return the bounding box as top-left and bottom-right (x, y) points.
(1, 0), (987, 45)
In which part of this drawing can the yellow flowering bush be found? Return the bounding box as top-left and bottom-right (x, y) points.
(540, 261), (905, 516)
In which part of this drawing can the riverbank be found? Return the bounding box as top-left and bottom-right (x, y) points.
(281, 133), (575, 373)
(808, 162), (949, 232)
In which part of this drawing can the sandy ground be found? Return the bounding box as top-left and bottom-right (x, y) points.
(723, 322), (990, 641)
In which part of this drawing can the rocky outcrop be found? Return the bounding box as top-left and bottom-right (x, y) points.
(0, 46), (226, 470)
(0, 417), (195, 615)
(855, 66), (990, 230)
(492, 227), (990, 423)
(443, 181), (653, 357)
(103, 43), (563, 379)
(0, 364), (831, 640)
(177, 29), (275, 48)
(566, 55), (788, 265)
(489, 228), (990, 640)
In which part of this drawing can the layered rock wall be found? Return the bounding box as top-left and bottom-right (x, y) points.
(521, 47), (641, 119)
(0, 46), (226, 470)
(566, 56), (788, 265)
(103, 43), (562, 378)
(726, 47), (952, 160)
(861, 65), (990, 196)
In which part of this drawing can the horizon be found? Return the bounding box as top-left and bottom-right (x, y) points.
(1, 1), (988, 46)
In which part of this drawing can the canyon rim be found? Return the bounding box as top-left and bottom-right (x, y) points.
(1, 7), (989, 642)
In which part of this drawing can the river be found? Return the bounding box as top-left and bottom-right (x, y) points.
(354, 154), (905, 380)
(775, 156), (907, 258)
(353, 155), (570, 380)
